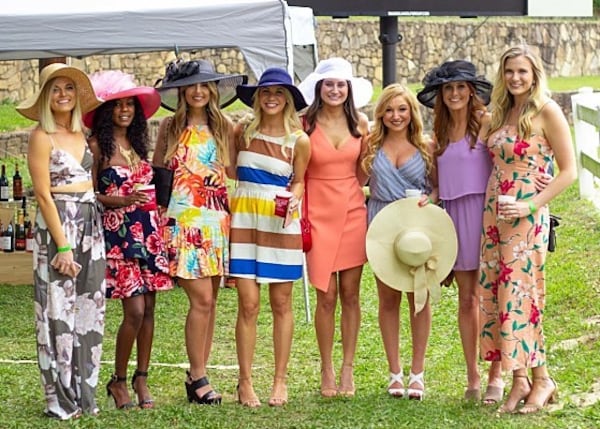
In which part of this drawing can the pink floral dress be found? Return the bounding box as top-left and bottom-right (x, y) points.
(98, 160), (172, 298)
(479, 125), (554, 371)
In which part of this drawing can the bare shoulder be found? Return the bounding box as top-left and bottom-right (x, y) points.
(28, 127), (51, 151)
(540, 98), (564, 120)
(357, 112), (370, 134)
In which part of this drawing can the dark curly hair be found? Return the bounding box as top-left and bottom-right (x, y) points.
(90, 97), (149, 165)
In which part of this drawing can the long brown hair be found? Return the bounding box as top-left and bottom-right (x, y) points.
(433, 82), (486, 156)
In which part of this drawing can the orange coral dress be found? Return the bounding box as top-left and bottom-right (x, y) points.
(479, 125), (554, 371)
(305, 124), (367, 292)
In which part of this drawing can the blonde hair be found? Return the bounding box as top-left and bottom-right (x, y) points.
(242, 86), (302, 156)
(38, 77), (83, 133)
(488, 44), (550, 140)
(164, 81), (230, 166)
(362, 84), (432, 174)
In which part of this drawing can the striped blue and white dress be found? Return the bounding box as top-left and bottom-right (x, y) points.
(229, 130), (303, 283)
(367, 148), (430, 225)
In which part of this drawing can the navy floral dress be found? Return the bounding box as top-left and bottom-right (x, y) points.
(98, 160), (172, 299)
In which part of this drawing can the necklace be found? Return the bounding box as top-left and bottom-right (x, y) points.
(118, 144), (140, 168)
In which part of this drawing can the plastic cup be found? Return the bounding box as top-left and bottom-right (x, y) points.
(274, 191), (292, 217)
(497, 194), (516, 219)
(137, 184), (157, 211)
(405, 189), (421, 199)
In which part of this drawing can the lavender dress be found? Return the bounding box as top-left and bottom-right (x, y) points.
(436, 136), (491, 271)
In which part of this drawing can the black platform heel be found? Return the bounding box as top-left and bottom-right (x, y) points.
(107, 374), (136, 410)
(185, 371), (222, 405)
(132, 369), (154, 409)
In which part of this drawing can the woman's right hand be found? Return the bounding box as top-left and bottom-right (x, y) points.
(122, 191), (150, 207)
(50, 250), (80, 278)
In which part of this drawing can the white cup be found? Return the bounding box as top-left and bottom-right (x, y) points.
(497, 194), (516, 220)
(405, 189), (421, 199)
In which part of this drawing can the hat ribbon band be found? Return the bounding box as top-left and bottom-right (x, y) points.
(408, 256), (439, 315)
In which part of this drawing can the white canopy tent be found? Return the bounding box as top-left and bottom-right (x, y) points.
(0, 0), (317, 80)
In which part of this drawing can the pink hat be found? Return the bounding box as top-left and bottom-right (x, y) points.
(83, 70), (161, 128)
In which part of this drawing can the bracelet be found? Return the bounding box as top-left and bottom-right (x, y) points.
(428, 197), (434, 205)
(57, 245), (71, 253)
(528, 200), (537, 214)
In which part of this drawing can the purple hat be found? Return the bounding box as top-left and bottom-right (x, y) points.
(236, 67), (307, 111)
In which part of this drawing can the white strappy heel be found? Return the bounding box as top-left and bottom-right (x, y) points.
(407, 371), (425, 400)
(387, 371), (405, 397)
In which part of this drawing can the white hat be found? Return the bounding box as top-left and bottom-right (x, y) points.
(298, 57), (373, 108)
(366, 199), (458, 314)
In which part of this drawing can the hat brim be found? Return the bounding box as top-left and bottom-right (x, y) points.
(156, 72), (247, 111)
(366, 199), (457, 292)
(16, 65), (103, 121)
(298, 72), (373, 109)
(236, 83), (308, 111)
(83, 87), (161, 128)
(417, 77), (492, 108)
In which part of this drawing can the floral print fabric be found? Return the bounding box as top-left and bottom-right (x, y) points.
(164, 124), (230, 279)
(98, 160), (172, 298)
(33, 191), (106, 419)
(479, 125), (554, 371)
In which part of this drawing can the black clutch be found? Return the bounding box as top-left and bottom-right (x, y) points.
(151, 166), (173, 208)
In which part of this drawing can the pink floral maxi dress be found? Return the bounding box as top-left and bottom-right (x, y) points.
(479, 125), (554, 371)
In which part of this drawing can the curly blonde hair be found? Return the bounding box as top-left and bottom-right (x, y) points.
(164, 81), (231, 166)
(487, 44), (550, 140)
(362, 84), (432, 175)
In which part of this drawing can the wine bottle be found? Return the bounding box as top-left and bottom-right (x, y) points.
(3, 219), (14, 253)
(0, 164), (9, 201)
(15, 202), (26, 251)
(13, 164), (23, 201)
(24, 197), (34, 252)
(0, 219), (5, 251)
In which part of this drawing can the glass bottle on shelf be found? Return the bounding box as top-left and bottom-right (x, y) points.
(24, 197), (34, 253)
(15, 200), (26, 251)
(13, 164), (23, 201)
(3, 217), (14, 253)
(0, 164), (9, 202)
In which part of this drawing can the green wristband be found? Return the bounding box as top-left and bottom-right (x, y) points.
(528, 200), (537, 214)
(57, 245), (71, 253)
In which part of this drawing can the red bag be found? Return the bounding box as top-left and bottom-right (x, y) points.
(301, 181), (312, 252)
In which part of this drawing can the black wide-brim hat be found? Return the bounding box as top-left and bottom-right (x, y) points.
(236, 67), (307, 111)
(155, 59), (247, 111)
(416, 60), (492, 108)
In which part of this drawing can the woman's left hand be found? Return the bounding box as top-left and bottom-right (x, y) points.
(501, 201), (530, 221)
(288, 195), (300, 213)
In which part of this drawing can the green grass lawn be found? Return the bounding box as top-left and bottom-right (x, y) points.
(0, 182), (599, 428)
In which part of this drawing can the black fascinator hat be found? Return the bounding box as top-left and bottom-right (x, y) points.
(155, 59), (247, 111)
(417, 60), (492, 108)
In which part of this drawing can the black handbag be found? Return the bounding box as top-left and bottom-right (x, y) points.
(548, 214), (561, 252)
(151, 166), (173, 208)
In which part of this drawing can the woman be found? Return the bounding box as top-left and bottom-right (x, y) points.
(230, 67), (310, 407)
(297, 57), (372, 397)
(153, 59), (246, 405)
(479, 44), (576, 414)
(416, 60), (504, 402)
(86, 70), (173, 409)
(17, 63), (106, 420)
(362, 84), (433, 400)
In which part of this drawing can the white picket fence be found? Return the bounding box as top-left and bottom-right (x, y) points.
(571, 88), (600, 210)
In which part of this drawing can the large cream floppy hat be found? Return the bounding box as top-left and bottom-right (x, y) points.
(298, 57), (373, 108)
(17, 63), (102, 121)
(366, 198), (458, 314)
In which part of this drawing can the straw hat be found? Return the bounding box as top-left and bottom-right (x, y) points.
(366, 198), (458, 314)
(417, 60), (492, 108)
(236, 67), (307, 111)
(17, 63), (102, 121)
(83, 70), (161, 128)
(298, 57), (373, 108)
(155, 59), (247, 111)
